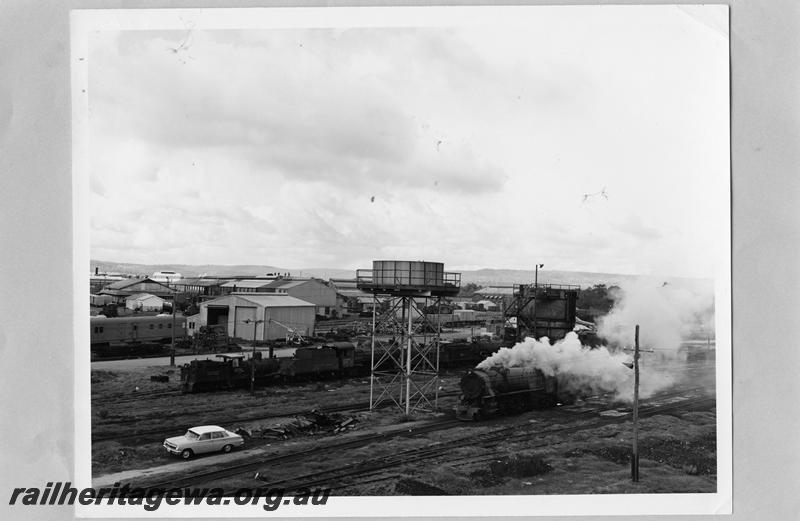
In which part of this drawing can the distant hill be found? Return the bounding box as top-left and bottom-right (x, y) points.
(90, 260), (709, 290)
(457, 268), (709, 290)
(90, 260), (290, 278)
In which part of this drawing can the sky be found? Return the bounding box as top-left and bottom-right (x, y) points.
(83, 6), (730, 278)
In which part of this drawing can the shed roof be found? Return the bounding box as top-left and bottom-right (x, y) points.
(337, 288), (372, 299)
(203, 294), (315, 308)
(271, 280), (312, 290)
(176, 278), (229, 287)
(220, 280), (273, 289)
(127, 292), (161, 301)
(103, 278), (144, 290)
(103, 277), (172, 290)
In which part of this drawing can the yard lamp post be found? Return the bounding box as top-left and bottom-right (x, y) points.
(531, 264), (544, 339)
(244, 318), (264, 396)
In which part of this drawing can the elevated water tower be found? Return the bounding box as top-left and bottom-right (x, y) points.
(356, 260), (461, 415)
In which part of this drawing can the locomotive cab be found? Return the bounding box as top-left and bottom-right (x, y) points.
(455, 366), (558, 421)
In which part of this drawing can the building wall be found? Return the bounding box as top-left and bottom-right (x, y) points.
(199, 295), (316, 341)
(282, 280), (337, 311)
(262, 306), (316, 340)
(185, 314), (200, 337)
(125, 295), (165, 312)
(90, 294), (114, 307)
(233, 305), (257, 340)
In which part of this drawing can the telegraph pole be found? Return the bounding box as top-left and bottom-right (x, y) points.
(244, 318), (263, 396)
(169, 277), (176, 366)
(632, 324), (640, 481)
(251, 323), (257, 396)
(531, 263), (543, 339)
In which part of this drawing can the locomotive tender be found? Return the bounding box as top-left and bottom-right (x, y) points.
(180, 339), (500, 393)
(455, 366), (558, 421)
(180, 342), (361, 392)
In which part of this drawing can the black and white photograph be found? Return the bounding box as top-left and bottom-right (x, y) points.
(70, 5), (731, 516)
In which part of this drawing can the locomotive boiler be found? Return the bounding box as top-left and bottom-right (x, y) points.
(455, 366), (558, 421)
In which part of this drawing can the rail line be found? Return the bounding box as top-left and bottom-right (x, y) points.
(255, 393), (716, 493)
(92, 392), (462, 444)
(122, 387), (713, 491)
(91, 389), (184, 405)
(124, 417), (463, 490)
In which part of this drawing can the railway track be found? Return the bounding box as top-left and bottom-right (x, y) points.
(255, 393), (716, 493)
(92, 401), (373, 444)
(120, 386), (713, 491)
(124, 417), (463, 490)
(92, 392), (462, 444)
(92, 389), (184, 405)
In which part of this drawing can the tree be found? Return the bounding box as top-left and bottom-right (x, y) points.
(576, 284), (619, 318)
(459, 282), (482, 298)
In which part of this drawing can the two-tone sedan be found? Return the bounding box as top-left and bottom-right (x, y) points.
(163, 425), (244, 459)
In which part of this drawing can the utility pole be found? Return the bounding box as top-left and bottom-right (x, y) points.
(267, 318), (277, 359)
(531, 263), (543, 340)
(244, 318), (263, 396)
(251, 322), (257, 396)
(632, 324), (640, 482)
(169, 277), (176, 366)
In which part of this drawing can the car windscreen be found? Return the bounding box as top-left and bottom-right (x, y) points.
(186, 430), (200, 440)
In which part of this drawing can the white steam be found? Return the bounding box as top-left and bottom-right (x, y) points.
(477, 332), (663, 402)
(476, 278), (715, 403)
(597, 280), (714, 351)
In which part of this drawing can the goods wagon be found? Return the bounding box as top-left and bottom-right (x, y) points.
(455, 366), (558, 421)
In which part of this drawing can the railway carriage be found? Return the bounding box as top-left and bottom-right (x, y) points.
(91, 315), (187, 346)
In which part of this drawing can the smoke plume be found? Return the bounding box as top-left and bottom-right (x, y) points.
(596, 280), (714, 351)
(476, 278), (715, 403)
(477, 333), (657, 402)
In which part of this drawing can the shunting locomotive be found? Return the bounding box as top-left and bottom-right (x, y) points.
(455, 366), (558, 421)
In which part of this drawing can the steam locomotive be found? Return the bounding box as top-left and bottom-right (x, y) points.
(180, 339), (502, 393)
(455, 366), (559, 421)
(180, 342), (363, 392)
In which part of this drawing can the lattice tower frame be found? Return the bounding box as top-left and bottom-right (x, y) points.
(368, 293), (443, 415)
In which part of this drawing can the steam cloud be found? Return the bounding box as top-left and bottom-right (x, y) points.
(596, 280), (714, 352)
(477, 278), (715, 403)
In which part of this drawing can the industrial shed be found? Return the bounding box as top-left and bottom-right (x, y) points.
(220, 279), (278, 294)
(199, 294), (316, 341)
(125, 293), (166, 312)
(99, 277), (175, 304)
(474, 299), (500, 311)
(266, 279), (338, 317)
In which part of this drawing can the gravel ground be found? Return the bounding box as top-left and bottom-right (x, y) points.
(90, 349), (717, 495)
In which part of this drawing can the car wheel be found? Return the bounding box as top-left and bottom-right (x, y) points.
(180, 449), (193, 460)
(222, 444), (233, 453)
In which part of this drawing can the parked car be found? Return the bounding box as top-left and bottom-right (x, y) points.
(163, 425), (244, 459)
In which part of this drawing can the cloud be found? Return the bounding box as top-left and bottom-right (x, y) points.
(89, 28), (510, 198)
(84, 16), (729, 276)
(614, 213), (663, 241)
